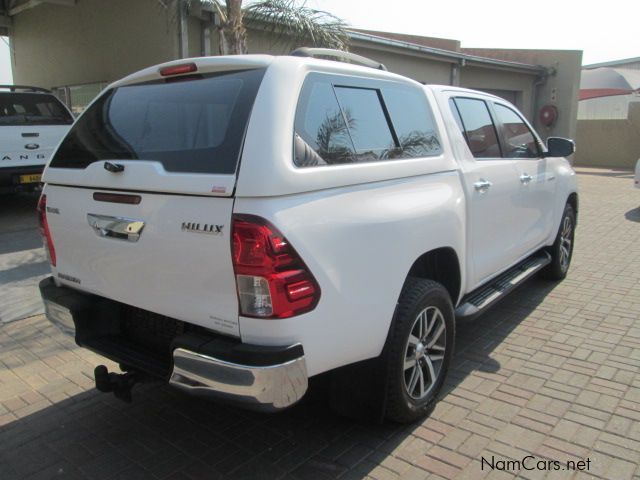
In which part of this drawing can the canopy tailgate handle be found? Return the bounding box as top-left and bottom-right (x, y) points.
(87, 214), (145, 242)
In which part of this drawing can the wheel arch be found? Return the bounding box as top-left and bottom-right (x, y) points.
(405, 247), (461, 305)
(567, 191), (578, 222)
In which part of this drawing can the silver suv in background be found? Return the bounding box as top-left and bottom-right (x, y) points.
(0, 85), (73, 193)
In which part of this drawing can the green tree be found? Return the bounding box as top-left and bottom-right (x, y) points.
(203, 0), (349, 55)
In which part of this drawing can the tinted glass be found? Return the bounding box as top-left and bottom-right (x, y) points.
(494, 103), (539, 158)
(333, 87), (394, 157)
(383, 86), (442, 158)
(295, 76), (443, 167)
(295, 81), (355, 165)
(51, 69), (265, 174)
(453, 98), (501, 158)
(448, 98), (465, 135)
(0, 92), (73, 126)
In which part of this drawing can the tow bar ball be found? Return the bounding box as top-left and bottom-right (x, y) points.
(94, 365), (139, 403)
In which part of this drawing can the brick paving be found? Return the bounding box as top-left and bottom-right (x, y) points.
(0, 194), (48, 323)
(1, 168), (639, 480)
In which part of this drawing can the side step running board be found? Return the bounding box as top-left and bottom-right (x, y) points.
(455, 251), (551, 321)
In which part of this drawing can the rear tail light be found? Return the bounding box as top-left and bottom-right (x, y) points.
(37, 194), (56, 266)
(232, 215), (320, 319)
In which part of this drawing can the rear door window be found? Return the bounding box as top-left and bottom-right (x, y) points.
(0, 93), (73, 126)
(294, 74), (442, 167)
(451, 97), (502, 159)
(50, 68), (266, 174)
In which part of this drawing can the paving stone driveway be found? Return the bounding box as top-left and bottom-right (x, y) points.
(0, 194), (48, 324)
(1, 169), (639, 480)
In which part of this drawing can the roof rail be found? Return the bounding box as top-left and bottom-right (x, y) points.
(0, 85), (52, 93)
(290, 48), (387, 71)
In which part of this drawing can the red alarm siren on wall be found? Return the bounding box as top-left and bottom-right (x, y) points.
(539, 105), (558, 127)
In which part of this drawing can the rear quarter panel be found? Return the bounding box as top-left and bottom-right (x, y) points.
(235, 171), (466, 377)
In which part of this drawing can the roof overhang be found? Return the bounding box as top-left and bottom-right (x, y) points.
(583, 57), (640, 69)
(0, 14), (10, 36)
(579, 88), (636, 101)
(1, 0), (74, 19)
(347, 30), (548, 76)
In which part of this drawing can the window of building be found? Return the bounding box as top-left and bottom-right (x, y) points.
(52, 82), (111, 116)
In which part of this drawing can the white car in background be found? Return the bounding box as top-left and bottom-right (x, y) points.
(0, 85), (73, 193)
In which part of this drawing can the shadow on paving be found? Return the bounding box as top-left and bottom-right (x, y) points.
(625, 207), (640, 223)
(0, 229), (43, 257)
(0, 279), (557, 480)
(0, 259), (49, 284)
(0, 194), (48, 323)
(574, 169), (633, 179)
(0, 193), (39, 236)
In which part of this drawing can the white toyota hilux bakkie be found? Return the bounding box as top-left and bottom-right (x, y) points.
(39, 50), (578, 423)
(0, 85), (73, 193)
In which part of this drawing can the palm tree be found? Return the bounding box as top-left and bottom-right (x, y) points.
(201, 0), (349, 55)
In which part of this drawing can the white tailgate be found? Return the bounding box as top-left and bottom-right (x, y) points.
(0, 125), (70, 167)
(45, 184), (240, 337)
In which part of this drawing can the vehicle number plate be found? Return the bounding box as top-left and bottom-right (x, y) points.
(19, 174), (42, 184)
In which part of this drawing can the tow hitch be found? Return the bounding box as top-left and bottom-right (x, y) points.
(94, 365), (141, 403)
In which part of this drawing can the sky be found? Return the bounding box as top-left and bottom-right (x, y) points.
(1, 0), (638, 83)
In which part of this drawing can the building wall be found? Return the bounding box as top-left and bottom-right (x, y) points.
(187, 15), (203, 58)
(8, 3), (579, 142)
(575, 103), (640, 169)
(618, 61), (640, 70)
(459, 66), (535, 116)
(462, 49), (582, 142)
(350, 43), (453, 85)
(350, 29), (461, 52)
(196, 24), (456, 85)
(10, 0), (178, 89)
(578, 94), (640, 120)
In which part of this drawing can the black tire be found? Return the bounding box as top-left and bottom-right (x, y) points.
(385, 278), (455, 423)
(543, 203), (576, 280)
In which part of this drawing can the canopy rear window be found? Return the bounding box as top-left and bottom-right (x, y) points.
(50, 68), (266, 174)
(0, 92), (73, 126)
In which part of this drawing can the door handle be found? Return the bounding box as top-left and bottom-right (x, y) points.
(520, 174), (533, 184)
(473, 179), (493, 193)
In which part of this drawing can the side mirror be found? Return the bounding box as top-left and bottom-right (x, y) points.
(546, 137), (575, 157)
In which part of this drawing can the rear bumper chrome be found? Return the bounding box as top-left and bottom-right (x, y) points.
(169, 347), (308, 412)
(39, 277), (309, 411)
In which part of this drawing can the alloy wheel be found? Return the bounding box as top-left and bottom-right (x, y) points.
(403, 306), (446, 400)
(559, 215), (573, 271)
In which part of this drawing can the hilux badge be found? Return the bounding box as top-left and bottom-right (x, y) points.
(181, 222), (224, 235)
